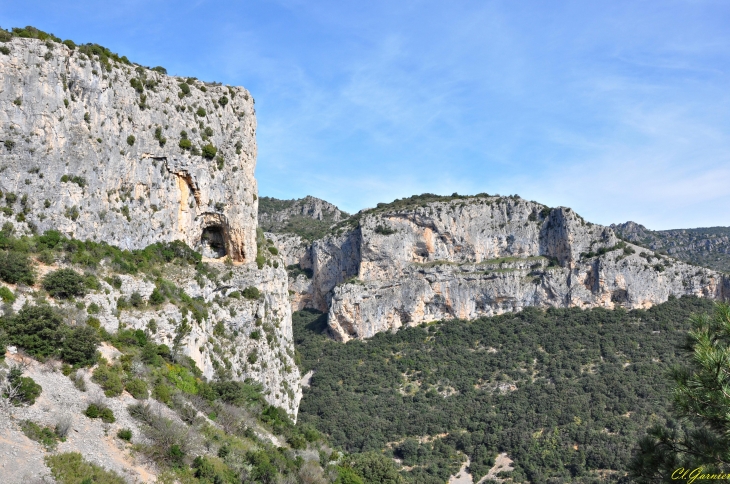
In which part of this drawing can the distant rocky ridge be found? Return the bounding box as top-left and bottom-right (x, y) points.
(258, 195), (348, 242)
(612, 222), (730, 273)
(261, 194), (730, 341)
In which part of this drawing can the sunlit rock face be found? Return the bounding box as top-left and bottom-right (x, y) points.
(0, 37), (258, 262)
(0, 37), (302, 416)
(273, 196), (729, 341)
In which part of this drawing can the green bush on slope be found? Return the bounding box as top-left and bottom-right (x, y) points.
(1, 304), (99, 365)
(0, 251), (35, 285)
(4, 366), (42, 406)
(43, 268), (86, 299)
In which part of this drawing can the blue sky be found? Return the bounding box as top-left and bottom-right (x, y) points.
(2, 1), (729, 229)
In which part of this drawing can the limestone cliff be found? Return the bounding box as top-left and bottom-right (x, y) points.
(270, 194), (730, 341)
(0, 36), (257, 261)
(0, 35), (300, 414)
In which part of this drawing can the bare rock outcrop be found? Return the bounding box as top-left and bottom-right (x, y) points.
(273, 195), (729, 341)
(0, 36), (257, 262)
(0, 36), (301, 415)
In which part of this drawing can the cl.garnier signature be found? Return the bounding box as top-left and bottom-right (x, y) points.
(673, 468), (730, 483)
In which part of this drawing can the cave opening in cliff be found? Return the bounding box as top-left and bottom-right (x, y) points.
(200, 226), (226, 258)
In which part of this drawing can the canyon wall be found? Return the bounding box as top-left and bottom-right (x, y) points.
(272, 196), (729, 341)
(0, 37), (257, 261)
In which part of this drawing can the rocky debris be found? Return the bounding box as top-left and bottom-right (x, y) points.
(272, 195), (730, 341)
(448, 456), (472, 484)
(0, 346), (289, 482)
(612, 222), (730, 273)
(0, 426), (52, 484)
(300, 371), (314, 388)
(1, 353), (169, 483)
(483, 453), (514, 483)
(0, 36), (258, 262)
(446, 453), (515, 484)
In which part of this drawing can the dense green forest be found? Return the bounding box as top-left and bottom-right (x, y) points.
(293, 297), (716, 483)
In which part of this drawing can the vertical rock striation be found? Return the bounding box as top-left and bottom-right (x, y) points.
(271, 195), (730, 341)
(0, 36), (301, 415)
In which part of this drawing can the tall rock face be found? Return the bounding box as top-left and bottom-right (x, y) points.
(612, 222), (730, 273)
(0, 37), (257, 262)
(0, 37), (301, 415)
(259, 196), (352, 310)
(271, 195), (729, 341)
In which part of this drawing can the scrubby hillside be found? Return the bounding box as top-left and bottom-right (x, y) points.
(0, 331), (333, 484)
(612, 221), (730, 273)
(258, 196), (348, 242)
(0, 223), (332, 482)
(0, 224), (300, 414)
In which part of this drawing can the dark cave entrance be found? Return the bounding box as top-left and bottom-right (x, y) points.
(201, 226), (227, 259)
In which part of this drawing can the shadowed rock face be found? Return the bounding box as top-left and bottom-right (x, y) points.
(0, 37), (258, 262)
(270, 195), (730, 341)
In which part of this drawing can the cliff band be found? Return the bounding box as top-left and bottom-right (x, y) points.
(0, 38), (256, 261)
(271, 196), (730, 341)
